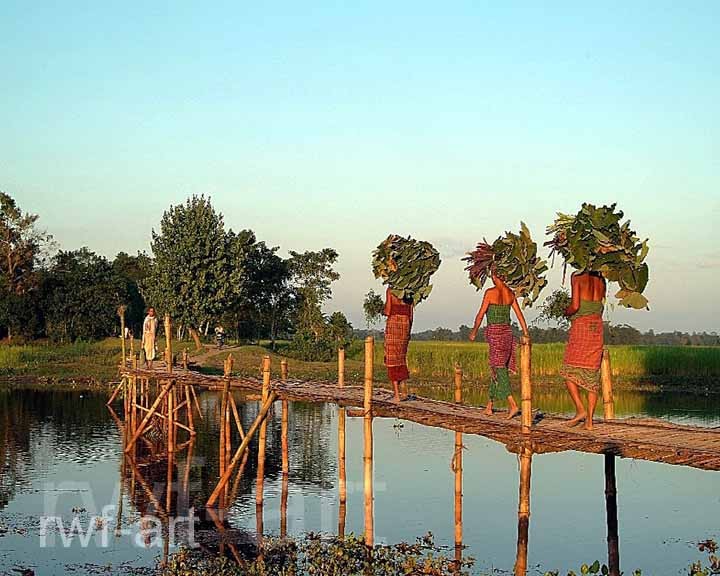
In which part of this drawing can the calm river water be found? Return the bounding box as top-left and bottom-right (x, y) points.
(0, 386), (718, 575)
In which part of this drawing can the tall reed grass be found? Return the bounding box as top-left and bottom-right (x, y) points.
(359, 341), (720, 383)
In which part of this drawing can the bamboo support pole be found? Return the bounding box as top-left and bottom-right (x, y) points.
(520, 336), (532, 434)
(124, 380), (175, 452)
(107, 380), (124, 406)
(164, 314), (172, 373)
(130, 335), (135, 361)
(166, 386), (175, 513)
(256, 355), (271, 507)
(281, 472), (289, 538)
(184, 385), (194, 433)
(190, 385), (203, 420)
(605, 454), (620, 576)
(281, 400), (289, 476)
(338, 347), (347, 508)
(601, 349), (615, 420)
(134, 404), (196, 435)
(219, 377), (230, 481)
(363, 336), (374, 547)
(228, 394), (246, 439)
(513, 445), (533, 576)
(119, 306), (127, 366)
(182, 348), (188, 370)
(453, 365), (463, 559)
(206, 391), (278, 507)
(281, 359), (288, 381)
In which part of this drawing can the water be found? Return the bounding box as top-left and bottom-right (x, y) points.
(0, 386), (718, 575)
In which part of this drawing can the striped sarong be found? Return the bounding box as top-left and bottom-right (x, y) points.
(384, 314), (411, 382)
(485, 324), (517, 401)
(561, 314), (603, 393)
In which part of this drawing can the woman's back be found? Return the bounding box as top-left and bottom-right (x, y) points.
(574, 273), (606, 302)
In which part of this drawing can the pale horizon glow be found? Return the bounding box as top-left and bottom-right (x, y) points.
(2, 1), (719, 333)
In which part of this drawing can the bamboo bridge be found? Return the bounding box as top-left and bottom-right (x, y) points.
(108, 313), (720, 576)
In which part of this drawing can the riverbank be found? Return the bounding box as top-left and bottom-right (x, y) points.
(1, 338), (719, 393)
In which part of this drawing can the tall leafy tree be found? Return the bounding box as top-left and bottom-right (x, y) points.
(41, 248), (125, 341)
(0, 193), (53, 339)
(112, 251), (152, 335)
(288, 248), (339, 336)
(145, 196), (255, 349)
(227, 242), (295, 346)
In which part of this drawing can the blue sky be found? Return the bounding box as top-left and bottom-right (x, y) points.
(2, 1), (718, 332)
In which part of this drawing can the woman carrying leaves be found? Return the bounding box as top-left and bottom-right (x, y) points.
(468, 272), (530, 417)
(561, 271), (606, 429)
(372, 235), (441, 402)
(463, 224), (547, 417)
(383, 285), (414, 402)
(546, 203), (650, 429)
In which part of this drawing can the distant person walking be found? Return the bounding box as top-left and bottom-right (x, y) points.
(383, 286), (414, 402)
(561, 271), (606, 430)
(142, 308), (159, 369)
(469, 272), (530, 418)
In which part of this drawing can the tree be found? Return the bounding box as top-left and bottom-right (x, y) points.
(0, 193), (53, 339)
(287, 249), (340, 359)
(288, 248), (339, 336)
(41, 248), (125, 341)
(226, 242), (295, 347)
(327, 311), (353, 350)
(112, 251), (151, 335)
(144, 196), (255, 349)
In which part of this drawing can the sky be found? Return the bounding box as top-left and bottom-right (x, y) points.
(1, 1), (719, 333)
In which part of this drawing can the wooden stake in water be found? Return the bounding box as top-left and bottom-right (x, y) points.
(520, 336), (532, 434)
(338, 346), (347, 536)
(453, 365), (464, 563)
(363, 336), (374, 547)
(206, 391), (278, 507)
(601, 349), (615, 420)
(605, 453), (620, 576)
(164, 314), (172, 373)
(514, 444), (533, 576)
(118, 305), (127, 367)
(256, 356), (271, 507)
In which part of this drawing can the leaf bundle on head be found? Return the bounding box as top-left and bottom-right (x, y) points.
(462, 222), (548, 307)
(372, 235), (441, 305)
(545, 203), (650, 309)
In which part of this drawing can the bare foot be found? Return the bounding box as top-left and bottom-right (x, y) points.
(506, 406), (520, 420)
(584, 418), (594, 431)
(566, 413), (586, 427)
(483, 406), (493, 416)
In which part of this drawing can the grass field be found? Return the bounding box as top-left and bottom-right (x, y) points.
(346, 341), (720, 385)
(1, 338), (719, 391)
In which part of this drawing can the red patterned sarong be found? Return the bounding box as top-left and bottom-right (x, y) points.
(485, 324), (517, 377)
(385, 314), (411, 382)
(561, 314), (603, 392)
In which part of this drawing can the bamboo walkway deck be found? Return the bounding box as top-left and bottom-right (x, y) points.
(119, 366), (720, 472)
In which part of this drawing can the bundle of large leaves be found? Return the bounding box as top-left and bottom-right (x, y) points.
(462, 222), (548, 307)
(372, 235), (441, 305)
(545, 203), (650, 309)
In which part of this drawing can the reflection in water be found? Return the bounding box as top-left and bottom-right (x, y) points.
(0, 387), (718, 574)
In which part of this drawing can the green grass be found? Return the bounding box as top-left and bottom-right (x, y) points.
(346, 341), (720, 386)
(1, 338), (718, 391)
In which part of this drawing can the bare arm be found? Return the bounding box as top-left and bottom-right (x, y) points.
(469, 291), (491, 341)
(565, 274), (581, 317)
(383, 286), (392, 317)
(511, 297), (530, 338)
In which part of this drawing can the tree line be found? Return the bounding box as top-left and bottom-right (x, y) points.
(0, 193), (351, 360)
